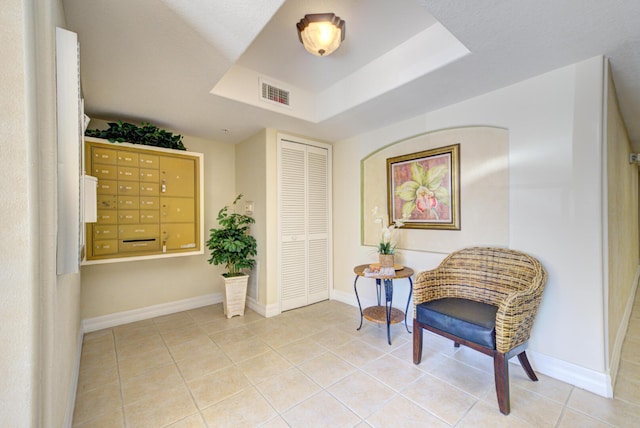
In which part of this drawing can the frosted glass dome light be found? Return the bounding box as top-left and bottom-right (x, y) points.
(296, 13), (345, 57)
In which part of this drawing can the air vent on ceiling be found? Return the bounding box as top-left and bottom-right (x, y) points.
(260, 79), (290, 107)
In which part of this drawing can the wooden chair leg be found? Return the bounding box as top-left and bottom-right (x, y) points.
(517, 351), (538, 381)
(413, 319), (423, 364)
(493, 352), (510, 415)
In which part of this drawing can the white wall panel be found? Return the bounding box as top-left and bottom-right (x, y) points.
(332, 56), (611, 395)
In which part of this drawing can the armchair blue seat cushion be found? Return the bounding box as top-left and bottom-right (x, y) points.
(415, 298), (498, 349)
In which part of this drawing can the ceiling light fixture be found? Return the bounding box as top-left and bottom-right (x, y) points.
(296, 13), (345, 57)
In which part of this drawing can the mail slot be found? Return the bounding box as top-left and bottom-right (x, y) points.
(119, 239), (160, 253)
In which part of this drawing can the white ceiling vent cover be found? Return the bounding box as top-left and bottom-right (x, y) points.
(260, 79), (290, 107)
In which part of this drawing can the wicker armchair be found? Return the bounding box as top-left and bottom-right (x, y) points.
(413, 247), (547, 415)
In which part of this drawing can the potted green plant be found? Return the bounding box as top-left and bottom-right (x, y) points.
(206, 194), (257, 318)
(372, 206), (405, 268)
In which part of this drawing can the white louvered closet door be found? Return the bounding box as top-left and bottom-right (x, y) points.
(279, 138), (330, 311)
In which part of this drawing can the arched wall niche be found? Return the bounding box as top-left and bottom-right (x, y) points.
(361, 126), (509, 254)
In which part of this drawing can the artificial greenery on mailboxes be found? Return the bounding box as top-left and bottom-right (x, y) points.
(85, 120), (186, 151)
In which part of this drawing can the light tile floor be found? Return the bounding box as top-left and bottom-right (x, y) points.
(74, 293), (640, 427)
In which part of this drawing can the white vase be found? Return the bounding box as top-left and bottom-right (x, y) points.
(221, 274), (249, 318)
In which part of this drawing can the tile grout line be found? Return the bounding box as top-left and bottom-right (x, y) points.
(74, 301), (640, 427)
(112, 328), (127, 428)
(157, 316), (208, 427)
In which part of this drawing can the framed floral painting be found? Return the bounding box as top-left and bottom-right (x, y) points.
(386, 144), (460, 230)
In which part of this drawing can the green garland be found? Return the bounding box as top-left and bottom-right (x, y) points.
(85, 120), (186, 151)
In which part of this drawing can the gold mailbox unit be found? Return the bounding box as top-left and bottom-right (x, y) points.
(84, 137), (203, 262)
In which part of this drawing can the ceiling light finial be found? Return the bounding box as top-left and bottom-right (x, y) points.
(296, 13), (345, 57)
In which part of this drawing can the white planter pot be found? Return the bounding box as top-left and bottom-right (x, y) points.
(222, 274), (248, 318)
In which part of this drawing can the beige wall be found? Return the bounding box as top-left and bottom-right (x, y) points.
(235, 130), (268, 304)
(605, 63), (639, 382)
(361, 126), (509, 253)
(42, 1), (86, 424)
(235, 129), (280, 312)
(1, 0), (82, 426)
(80, 132), (236, 318)
(235, 129), (331, 314)
(333, 57), (615, 395)
(265, 130), (279, 308)
(48, 11), (84, 428)
(1, 1), (39, 425)
(80, 124), (283, 320)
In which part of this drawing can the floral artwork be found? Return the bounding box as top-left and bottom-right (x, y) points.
(386, 144), (460, 230)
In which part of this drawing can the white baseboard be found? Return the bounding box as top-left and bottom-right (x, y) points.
(264, 303), (281, 318)
(334, 290), (613, 397)
(608, 266), (640, 389)
(82, 293), (222, 333)
(246, 296), (264, 316)
(63, 326), (84, 428)
(80, 289), (616, 398)
(246, 297), (280, 318)
(528, 350), (613, 397)
(332, 289), (357, 307)
(333, 289), (398, 310)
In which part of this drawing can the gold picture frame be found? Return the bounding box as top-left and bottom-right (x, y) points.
(386, 144), (460, 230)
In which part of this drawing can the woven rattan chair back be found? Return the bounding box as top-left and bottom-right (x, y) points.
(414, 246), (546, 310)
